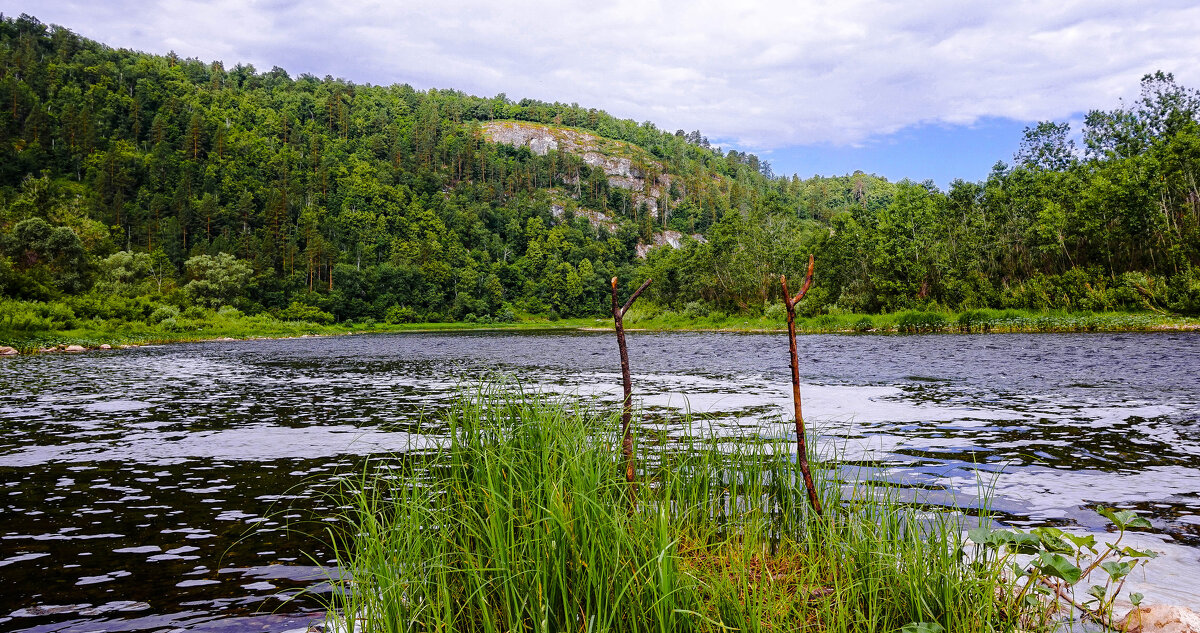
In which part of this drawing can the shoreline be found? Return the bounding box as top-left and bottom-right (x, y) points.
(3, 309), (1199, 355)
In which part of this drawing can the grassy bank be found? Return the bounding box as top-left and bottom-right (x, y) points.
(0, 300), (587, 352)
(619, 306), (1200, 334)
(4, 301), (1197, 353)
(316, 387), (1056, 633)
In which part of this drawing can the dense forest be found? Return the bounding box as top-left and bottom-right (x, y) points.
(2, 13), (1199, 331)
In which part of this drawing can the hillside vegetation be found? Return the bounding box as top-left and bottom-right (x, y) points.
(2, 13), (1199, 340)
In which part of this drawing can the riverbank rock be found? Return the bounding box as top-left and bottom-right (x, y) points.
(64, 345), (86, 352)
(1119, 605), (1200, 633)
(99, 344), (111, 349)
(0, 346), (17, 355)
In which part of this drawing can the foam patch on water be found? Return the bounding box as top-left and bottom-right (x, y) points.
(0, 425), (445, 466)
(954, 466), (1200, 521)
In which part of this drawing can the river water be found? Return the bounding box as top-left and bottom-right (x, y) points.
(1, 331), (1198, 631)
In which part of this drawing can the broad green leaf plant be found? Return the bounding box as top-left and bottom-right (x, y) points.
(968, 507), (1157, 630)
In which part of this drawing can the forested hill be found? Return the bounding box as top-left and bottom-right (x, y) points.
(2, 13), (1199, 327)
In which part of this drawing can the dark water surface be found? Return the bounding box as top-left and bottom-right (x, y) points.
(2, 331), (1199, 630)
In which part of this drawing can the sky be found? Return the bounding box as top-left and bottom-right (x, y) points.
(8, 1), (1200, 188)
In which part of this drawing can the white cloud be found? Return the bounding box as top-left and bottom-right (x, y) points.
(11, 0), (1200, 152)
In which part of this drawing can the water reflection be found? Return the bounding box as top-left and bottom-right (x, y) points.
(1, 331), (1198, 630)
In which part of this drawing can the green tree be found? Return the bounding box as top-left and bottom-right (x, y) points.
(1, 217), (88, 297)
(183, 252), (252, 307)
(1016, 121), (1077, 171)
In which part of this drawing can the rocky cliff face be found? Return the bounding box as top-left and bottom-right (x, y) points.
(635, 230), (705, 258)
(482, 121), (705, 257)
(549, 203), (619, 234)
(482, 121), (673, 217)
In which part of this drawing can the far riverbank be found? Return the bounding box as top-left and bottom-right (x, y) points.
(2, 307), (1198, 354)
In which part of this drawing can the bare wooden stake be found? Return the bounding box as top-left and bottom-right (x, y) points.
(781, 254), (823, 516)
(611, 276), (652, 485)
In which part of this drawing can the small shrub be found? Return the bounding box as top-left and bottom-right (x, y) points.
(181, 305), (209, 320)
(34, 302), (78, 329)
(853, 316), (873, 333)
(764, 303), (787, 323)
(217, 305), (243, 319)
(244, 313), (279, 326)
(148, 305), (180, 324)
(0, 300), (53, 331)
(66, 294), (147, 321)
(158, 316), (184, 332)
(277, 302), (335, 325)
(384, 305), (418, 324)
(495, 307), (516, 323)
(682, 301), (710, 319)
(1167, 266), (1200, 315)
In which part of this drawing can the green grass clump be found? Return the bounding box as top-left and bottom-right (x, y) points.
(318, 388), (1040, 633)
(896, 311), (949, 333)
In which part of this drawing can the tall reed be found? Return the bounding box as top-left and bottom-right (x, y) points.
(318, 385), (1038, 633)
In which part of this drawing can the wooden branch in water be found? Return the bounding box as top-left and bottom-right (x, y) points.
(611, 276), (652, 485)
(784, 256), (814, 307)
(781, 255), (823, 516)
(621, 278), (653, 317)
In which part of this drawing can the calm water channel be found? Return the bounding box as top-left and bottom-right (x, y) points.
(1, 331), (1199, 631)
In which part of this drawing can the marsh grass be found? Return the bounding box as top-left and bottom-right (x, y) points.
(619, 305), (1198, 334)
(317, 386), (1041, 633)
(0, 308), (585, 352)
(5, 297), (1195, 353)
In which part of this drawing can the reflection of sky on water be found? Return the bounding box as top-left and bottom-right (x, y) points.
(1, 330), (1198, 630)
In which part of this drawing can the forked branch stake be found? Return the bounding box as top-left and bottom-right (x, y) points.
(781, 255), (823, 515)
(611, 276), (652, 484)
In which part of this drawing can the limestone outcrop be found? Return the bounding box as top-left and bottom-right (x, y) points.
(481, 121), (676, 220)
(635, 230), (708, 258)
